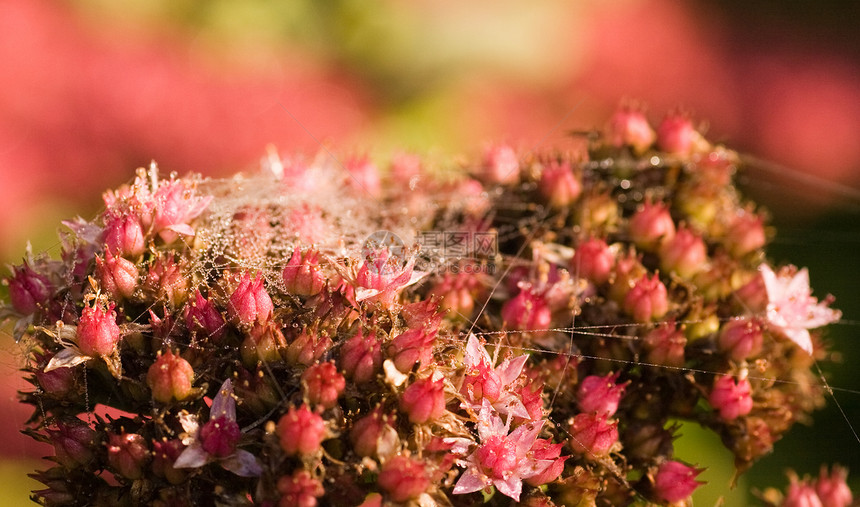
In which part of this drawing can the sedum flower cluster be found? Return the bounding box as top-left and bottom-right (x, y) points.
(2, 108), (851, 506)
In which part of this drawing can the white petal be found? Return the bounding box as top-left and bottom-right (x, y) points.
(44, 348), (89, 372)
(494, 475), (523, 502)
(783, 328), (813, 355)
(452, 468), (487, 495)
(173, 444), (208, 468)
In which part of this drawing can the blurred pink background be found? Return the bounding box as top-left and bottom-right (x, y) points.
(1, 0), (858, 502)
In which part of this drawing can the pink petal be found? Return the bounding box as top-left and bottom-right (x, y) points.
(221, 450), (262, 477)
(452, 468), (487, 495)
(173, 444), (208, 468)
(783, 328), (814, 355)
(497, 354), (527, 385)
(494, 475), (523, 502)
(210, 379), (236, 421)
(465, 334), (492, 367)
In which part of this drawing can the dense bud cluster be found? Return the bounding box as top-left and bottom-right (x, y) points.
(3, 109), (849, 505)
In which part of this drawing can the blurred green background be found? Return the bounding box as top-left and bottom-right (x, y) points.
(1, 0), (858, 504)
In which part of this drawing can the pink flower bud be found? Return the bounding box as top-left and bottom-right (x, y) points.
(103, 212), (146, 258)
(539, 160), (581, 208)
(653, 460), (704, 503)
(726, 212), (766, 258)
(339, 328), (382, 384)
(228, 272), (274, 327)
(152, 439), (186, 485)
(784, 479), (823, 507)
(481, 144), (520, 185)
(302, 361), (345, 410)
(95, 251), (138, 300)
(387, 327), (436, 373)
(145, 255), (189, 308)
(35, 355), (77, 396)
(77, 300), (121, 357)
(277, 470), (324, 507)
(733, 273), (767, 315)
(147, 350), (195, 403)
(502, 288), (552, 334)
(624, 273), (669, 323)
(278, 405), (326, 457)
(577, 372), (627, 416)
(378, 455), (431, 503)
(282, 248), (325, 297)
(628, 201), (675, 251)
(7, 263), (53, 315)
(350, 406), (397, 458)
(461, 360), (503, 403)
(719, 317), (765, 361)
(286, 328), (333, 367)
(660, 227), (707, 278)
(49, 420), (97, 468)
(607, 106), (656, 154)
(107, 432), (150, 480)
(569, 413), (619, 458)
(656, 114), (702, 155)
(184, 290), (226, 342)
(428, 272), (480, 318)
(709, 374), (753, 421)
(400, 375), (447, 424)
(642, 322), (687, 367)
(525, 439), (567, 486)
(241, 322), (287, 365)
(199, 416), (241, 458)
(571, 238), (614, 284)
(815, 465), (853, 507)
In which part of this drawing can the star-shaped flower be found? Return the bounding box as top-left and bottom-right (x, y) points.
(173, 379), (262, 477)
(460, 334), (530, 419)
(760, 264), (841, 355)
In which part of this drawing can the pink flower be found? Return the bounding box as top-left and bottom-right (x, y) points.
(302, 361), (345, 410)
(624, 273), (669, 323)
(656, 113), (706, 155)
(709, 374), (753, 421)
(102, 211), (146, 258)
(184, 290), (227, 342)
(524, 439), (568, 486)
(228, 272), (274, 327)
(400, 374), (447, 424)
(760, 264), (841, 355)
(577, 372), (627, 416)
(7, 263), (53, 315)
(719, 317), (765, 361)
(502, 287), (552, 334)
(173, 379), (262, 477)
(277, 470), (324, 507)
(151, 177), (213, 244)
(77, 299), (121, 357)
(539, 160), (581, 208)
(460, 334), (530, 419)
(339, 328), (382, 384)
(147, 349), (195, 403)
(350, 406), (398, 458)
(378, 455), (431, 502)
(450, 402), (551, 502)
(642, 321), (687, 367)
(628, 201), (675, 250)
(571, 237), (615, 285)
(352, 249), (425, 307)
(606, 105), (656, 154)
(569, 412), (619, 458)
(659, 226), (707, 278)
(784, 479), (823, 507)
(282, 248), (325, 296)
(278, 404), (326, 457)
(653, 460), (704, 503)
(815, 465), (853, 507)
(95, 251), (138, 300)
(106, 432), (150, 480)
